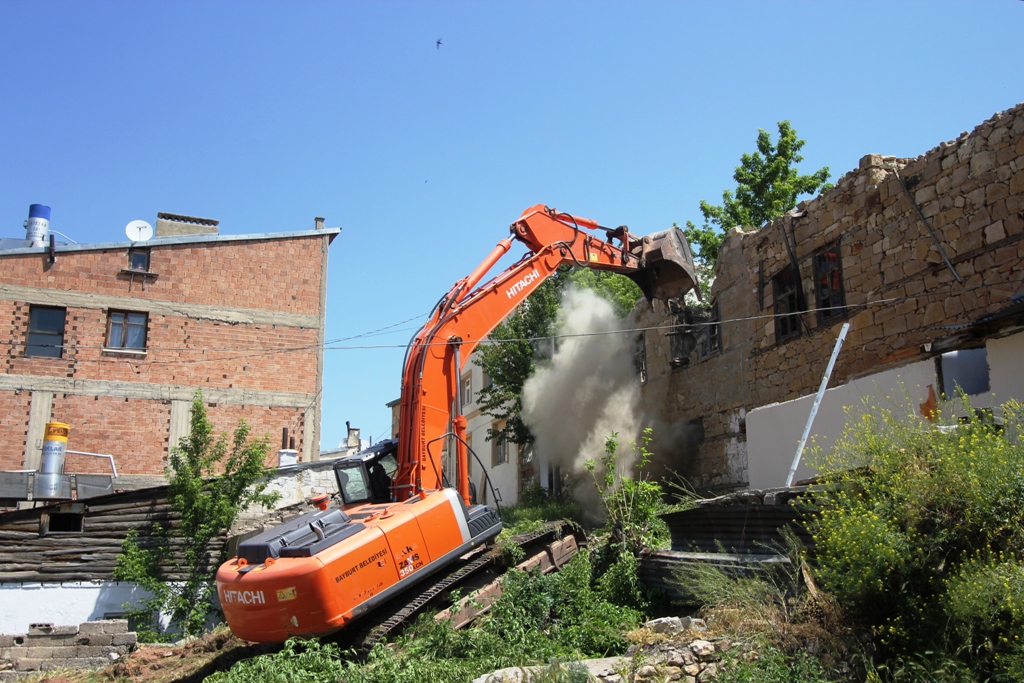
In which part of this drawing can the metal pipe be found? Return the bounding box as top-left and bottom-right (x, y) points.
(786, 322), (850, 487)
(66, 450), (118, 478)
(893, 168), (963, 285)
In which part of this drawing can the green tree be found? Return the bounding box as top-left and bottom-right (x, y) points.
(684, 121), (832, 274)
(475, 269), (641, 447)
(114, 392), (280, 639)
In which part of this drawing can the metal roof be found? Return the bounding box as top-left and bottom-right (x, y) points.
(0, 227), (340, 257)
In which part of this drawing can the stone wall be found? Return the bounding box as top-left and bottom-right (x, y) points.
(636, 101), (1024, 491)
(0, 620), (137, 681)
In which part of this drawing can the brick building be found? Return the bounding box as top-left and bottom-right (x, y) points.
(0, 212), (339, 488)
(634, 102), (1024, 491)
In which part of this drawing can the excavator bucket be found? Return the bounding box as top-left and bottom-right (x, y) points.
(627, 227), (702, 303)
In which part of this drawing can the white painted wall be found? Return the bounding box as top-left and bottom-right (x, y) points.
(0, 581), (150, 634)
(747, 358), (938, 489)
(988, 331), (1024, 407)
(462, 352), (521, 506)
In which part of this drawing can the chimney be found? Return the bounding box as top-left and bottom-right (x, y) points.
(315, 216), (325, 230)
(155, 212), (219, 237)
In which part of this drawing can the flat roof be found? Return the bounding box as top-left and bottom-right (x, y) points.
(0, 227), (340, 257)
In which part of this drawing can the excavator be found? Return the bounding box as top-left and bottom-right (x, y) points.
(216, 204), (699, 643)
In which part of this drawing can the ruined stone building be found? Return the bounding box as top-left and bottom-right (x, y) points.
(636, 102), (1024, 492)
(0, 211), (339, 492)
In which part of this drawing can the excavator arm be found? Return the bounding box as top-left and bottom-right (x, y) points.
(395, 204), (699, 505)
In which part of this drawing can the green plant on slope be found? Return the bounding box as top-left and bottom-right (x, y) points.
(807, 398), (1024, 681)
(114, 392), (280, 639)
(585, 428), (669, 556)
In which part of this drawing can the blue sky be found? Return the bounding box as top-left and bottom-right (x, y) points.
(1, 1), (1021, 450)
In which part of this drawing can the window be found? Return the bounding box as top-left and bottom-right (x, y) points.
(128, 248), (150, 272)
(460, 373), (472, 408)
(814, 243), (845, 322)
(634, 332), (647, 384)
(492, 433), (509, 467)
(27, 306), (66, 358)
(773, 266), (803, 342)
(106, 311), (148, 350)
(704, 302), (722, 357)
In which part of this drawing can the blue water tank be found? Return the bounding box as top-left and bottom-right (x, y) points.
(29, 204), (51, 220)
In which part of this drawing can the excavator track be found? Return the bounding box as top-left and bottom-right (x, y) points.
(341, 520), (585, 655)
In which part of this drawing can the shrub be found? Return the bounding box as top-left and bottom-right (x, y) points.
(114, 392), (280, 639)
(807, 398), (1024, 680)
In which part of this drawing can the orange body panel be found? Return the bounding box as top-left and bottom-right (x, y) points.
(217, 490), (469, 642)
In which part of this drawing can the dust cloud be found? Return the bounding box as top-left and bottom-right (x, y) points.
(521, 288), (697, 516)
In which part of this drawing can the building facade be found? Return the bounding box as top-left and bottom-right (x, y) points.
(635, 102), (1024, 492)
(0, 212), (339, 488)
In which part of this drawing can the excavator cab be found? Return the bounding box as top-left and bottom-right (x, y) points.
(333, 439), (399, 506)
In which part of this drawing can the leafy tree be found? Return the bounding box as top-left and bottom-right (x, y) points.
(684, 121), (832, 274)
(114, 392), (280, 639)
(475, 269), (641, 447)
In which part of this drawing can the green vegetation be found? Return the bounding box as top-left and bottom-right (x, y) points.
(498, 484), (582, 538)
(682, 121), (832, 281)
(114, 392), (279, 640)
(808, 399), (1024, 682)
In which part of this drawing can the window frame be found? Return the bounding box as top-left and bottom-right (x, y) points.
(492, 432), (509, 467)
(105, 310), (149, 352)
(813, 241), (846, 323)
(128, 248), (151, 273)
(26, 305), (66, 358)
(772, 265), (803, 342)
(460, 372), (472, 408)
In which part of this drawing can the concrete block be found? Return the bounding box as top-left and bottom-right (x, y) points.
(26, 624), (53, 636)
(75, 645), (113, 658)
(15, 647), (55, 659)
(81, 633), (113, 646)
(111, 633), (138, 647)
(0, 636), (21, 648)
(12, 658), (42, 672)
(78, 619), (128, 635)
(60, 657), (109, 669)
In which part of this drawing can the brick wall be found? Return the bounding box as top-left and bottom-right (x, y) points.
(0, 236), (325, 315)
(0, 230), (332, 475)
(637, 101), (1024, 490)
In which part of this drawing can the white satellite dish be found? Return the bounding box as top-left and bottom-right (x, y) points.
(125, 220), (154, 242)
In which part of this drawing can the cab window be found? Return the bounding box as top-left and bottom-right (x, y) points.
(336, 463), (371, 505)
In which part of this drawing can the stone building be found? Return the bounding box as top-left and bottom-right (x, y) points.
(635, 102), (1024, 492)
(0, 211), (339, 490)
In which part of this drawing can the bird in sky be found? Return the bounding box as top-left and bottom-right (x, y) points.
(436, 38), (442, 49)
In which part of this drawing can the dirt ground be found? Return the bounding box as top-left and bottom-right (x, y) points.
(30, 629), (278, 683)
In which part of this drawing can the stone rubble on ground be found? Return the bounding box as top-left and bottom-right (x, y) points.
(472, 618), (730, 682)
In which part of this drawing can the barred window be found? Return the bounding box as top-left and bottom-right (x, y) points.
(814, 243), (845, 321)
(773, 266), (802, 342)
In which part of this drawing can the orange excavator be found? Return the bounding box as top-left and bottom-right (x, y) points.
(215, 204), (699, 643)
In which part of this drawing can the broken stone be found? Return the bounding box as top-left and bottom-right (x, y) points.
(646, 617), (683, 635)
(689, 639), (716, 659)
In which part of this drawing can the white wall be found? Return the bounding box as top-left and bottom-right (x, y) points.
(746, 358), (938, 489)
(462, 352), (521, 506)
(988, 331), (1024, 407)
(0, 581), (150, 634)
(746, 329), (1024, 489)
